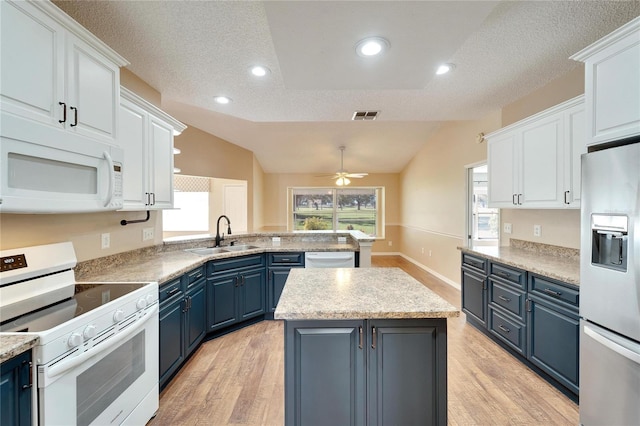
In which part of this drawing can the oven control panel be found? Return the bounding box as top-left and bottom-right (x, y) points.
(1, 253), (27, 272)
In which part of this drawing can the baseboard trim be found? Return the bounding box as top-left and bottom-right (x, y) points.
(371, 251), (402, 256)
(399, 254), (461, 290)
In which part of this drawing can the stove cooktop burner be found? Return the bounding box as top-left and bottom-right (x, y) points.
(0, 282), (148, 332)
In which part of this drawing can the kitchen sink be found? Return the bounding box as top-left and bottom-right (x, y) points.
(222, 244), (260, 252)
(184, 247), (229, 256)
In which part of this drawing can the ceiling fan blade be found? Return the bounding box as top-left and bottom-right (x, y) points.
(345, 173), (368, 178)
(315, 173), (340, 178)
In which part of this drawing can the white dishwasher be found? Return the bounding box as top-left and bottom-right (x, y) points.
(305, 251), (355, 268)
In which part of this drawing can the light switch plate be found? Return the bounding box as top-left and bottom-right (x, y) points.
(534, 225), (541, 237)
(503, 223), (512, 234)
(101, 233), (110, 249)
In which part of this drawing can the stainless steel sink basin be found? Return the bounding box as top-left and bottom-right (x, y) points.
(222, 244), (260, 252)
(185, 247), (228, 256)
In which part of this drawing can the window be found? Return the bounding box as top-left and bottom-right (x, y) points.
(289, 187), (383, 237)
(469, 165), (499, 244)
(163, 175), (210, 233)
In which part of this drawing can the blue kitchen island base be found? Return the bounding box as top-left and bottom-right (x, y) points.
(284, 318), (448, 426)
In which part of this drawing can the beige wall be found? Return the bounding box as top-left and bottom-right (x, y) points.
(501, 66), (585, 126)
(397, 68), (585, 286)
(399, 112), (502, 285)
(252, 156), (265, 231)
(261, 173), (399, 251)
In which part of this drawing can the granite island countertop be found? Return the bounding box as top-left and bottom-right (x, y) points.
(0, 335), (38, 363)
(274, 267), (460, 320)
(459, 239), (580, 286)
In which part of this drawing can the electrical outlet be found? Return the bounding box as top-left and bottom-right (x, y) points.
(101, 233), (110, 249)
(534, 224), (542, 237)
(503, 223), (512, 234)
(429, 250), (432, 257)
(388, 241), (392, 247)
(142, 228), (154, 241)
(421, 247), (425, 254)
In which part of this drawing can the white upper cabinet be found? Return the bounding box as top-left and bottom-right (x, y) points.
(571, 17), (640, 146)
(0, 0), (128, 146)
(119, 87), (186, 211)
(487, 96), (585, 209)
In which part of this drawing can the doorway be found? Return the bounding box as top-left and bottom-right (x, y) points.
(466, 164), (499, 247)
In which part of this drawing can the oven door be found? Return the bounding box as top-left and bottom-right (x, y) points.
(37, 305), (158, 426)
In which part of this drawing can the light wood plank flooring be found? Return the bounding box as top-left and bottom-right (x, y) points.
(150, 256), (578, 425)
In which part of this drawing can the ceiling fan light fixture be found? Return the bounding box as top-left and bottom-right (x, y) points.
(356, 37), (389, 57)
(336, 177), (351, 186)
(436, 63), (455, 75)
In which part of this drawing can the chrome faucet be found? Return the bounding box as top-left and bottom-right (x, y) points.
(215, 215), (232, 247)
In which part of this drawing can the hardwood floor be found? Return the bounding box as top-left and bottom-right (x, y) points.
(150, 256), (578, 425)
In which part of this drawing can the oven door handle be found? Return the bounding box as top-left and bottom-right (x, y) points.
(46, 304), (158, 379)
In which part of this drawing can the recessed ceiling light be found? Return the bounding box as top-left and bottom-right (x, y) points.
(356, 37), (389, 57)
(436, 63), (455, 75)
(250, 65), (270, 77)
(213, 96), (232, 104)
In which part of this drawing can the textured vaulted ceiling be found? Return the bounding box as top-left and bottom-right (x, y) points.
(54, 1), (640, 174)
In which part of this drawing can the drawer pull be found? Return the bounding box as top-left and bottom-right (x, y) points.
(280, 258), (291, 262)
(358, 326), (363, 349)
(166, 287), (180, 296)
(543, 288), (562, 298)
(498, 324), (511, 333)
(498, 295), (511, 302)
(371, 326), (377, 350)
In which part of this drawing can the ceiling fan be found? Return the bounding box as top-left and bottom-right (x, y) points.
(319, 146), (368, 186)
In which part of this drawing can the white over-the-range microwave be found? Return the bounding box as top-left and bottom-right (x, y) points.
(0, 112), (124, 213)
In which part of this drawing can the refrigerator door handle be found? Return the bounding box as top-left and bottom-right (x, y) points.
(584, 324), (640, 365)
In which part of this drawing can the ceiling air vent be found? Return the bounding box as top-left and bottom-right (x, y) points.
(352, 111), (379, 121)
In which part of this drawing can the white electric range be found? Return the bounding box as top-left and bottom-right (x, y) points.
(0, 242), (159, 426)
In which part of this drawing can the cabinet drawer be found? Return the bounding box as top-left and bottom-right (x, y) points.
(207, 254), (265, 275)
(489, 279), (526, 321)
(489, 307), (526, 355)
(159, 277), (183, 304)
(185, 266), (205, 286)
(490, 262), (526, 289)
(268, 252), (304, 266)
(528, 274), (579, 307)
(462, 253), (487, 274)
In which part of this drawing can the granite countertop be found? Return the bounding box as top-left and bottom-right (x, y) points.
(274, 267), (460, 320)
(0, 335), (38, 363)
(75, 239), (359, 284)
(459, 239), (580, 286)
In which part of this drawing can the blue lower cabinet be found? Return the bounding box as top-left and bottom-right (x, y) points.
(527, 294), (580, 394)
(0, 350), (32, 426)
(285, 319), (448, 426)
(207, 266), (266, 332)
(159, 267), (207, 390)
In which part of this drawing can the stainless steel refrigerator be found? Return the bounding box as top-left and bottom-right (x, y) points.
(580, 139), (640, 425)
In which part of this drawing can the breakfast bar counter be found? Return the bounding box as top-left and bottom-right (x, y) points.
(275, 267), (458, 426)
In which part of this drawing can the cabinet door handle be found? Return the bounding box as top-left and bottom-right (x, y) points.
(543, 288), (562, 298)
(188, 296), (192, 309)
(151, 192), (156, 206)
(182, 299), (188, 313)
(70, 106), (78, 127)
(517, 193), (522, 205)
(145, 192), (150, 206)
(512, 194), (517, 205)
(21, 360), (32, 390)
(564, 190), (570, 205)
(166, 287), (180, 296)
(58, 102), (67, 124)
(498, 295), (511, 302)
(371, 326), (377, 349)
(498, 324), (510, 333)
(234, 276), (239, 287)
(358, 326), (363, 349)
